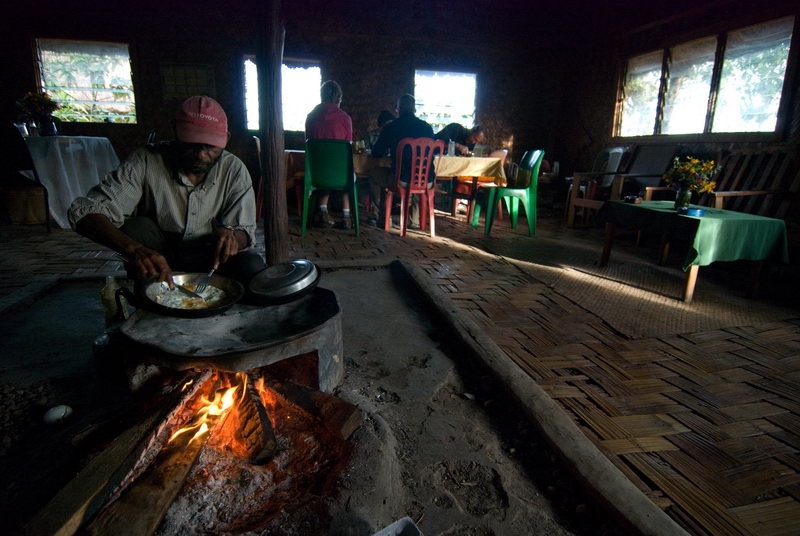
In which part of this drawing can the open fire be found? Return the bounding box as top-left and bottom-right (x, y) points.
(40, 365), (360, 536)
(167, 372), (279, 465)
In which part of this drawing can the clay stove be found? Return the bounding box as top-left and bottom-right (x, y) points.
(119, 286), (344, 393)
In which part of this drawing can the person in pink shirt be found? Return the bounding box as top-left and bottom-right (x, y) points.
(304, 80), (353, 229)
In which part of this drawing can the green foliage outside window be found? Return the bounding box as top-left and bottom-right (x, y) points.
(38, 39), (137, 124)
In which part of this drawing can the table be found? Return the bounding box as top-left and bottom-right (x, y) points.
(276, 150), (391, 216)
(283, 150), (391, 179)
(352, 153), (391, 177)
(24, 136), (120, 229)
(434, 156), (507, 219)
(598, 200), (789, 302)
(434, 155), (506, 182)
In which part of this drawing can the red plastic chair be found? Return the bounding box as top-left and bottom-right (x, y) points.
(383, 137), (445, 237)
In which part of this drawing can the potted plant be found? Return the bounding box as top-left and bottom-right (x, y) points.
(16, 91), (60, 136)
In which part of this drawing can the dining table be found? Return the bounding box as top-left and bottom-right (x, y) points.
(24, 136), (120, 229)
(433, 155), (507, 183)
(433, 155), (508, 219)
(276, 150), (391, 216)
(598, 200), (789, 302)
(352, 152), (392, 177)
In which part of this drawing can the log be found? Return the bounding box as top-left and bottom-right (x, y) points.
(82, 378), (229, 536)
(23, 370), (213, 536)
(245, 372), (278, 464)
(264, 378), (362, 440)
(81, 417), (216, 536)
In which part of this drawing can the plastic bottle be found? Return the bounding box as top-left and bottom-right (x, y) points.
(100, 276), (121, 326)
(448, 140), (456, 156)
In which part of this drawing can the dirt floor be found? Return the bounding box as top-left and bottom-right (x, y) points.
(0, 266), (630, 535)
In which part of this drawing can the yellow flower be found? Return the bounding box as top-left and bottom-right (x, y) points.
(663, 156), (720, 193)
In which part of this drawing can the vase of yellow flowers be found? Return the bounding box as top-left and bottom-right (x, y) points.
(663, 156), (719, 214)
(16, 91), (60, 136)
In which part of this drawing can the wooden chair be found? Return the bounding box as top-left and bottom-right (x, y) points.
(301, 139), (360, 237)
(473, 149), (545, 237)
(566, 145), (677, 227)
(383, 137), (445, 237)
(564, 146), (625, 225)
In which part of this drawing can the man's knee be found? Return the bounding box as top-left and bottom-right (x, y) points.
(120, 217), (166, 252)
(219, 250), (266, 284)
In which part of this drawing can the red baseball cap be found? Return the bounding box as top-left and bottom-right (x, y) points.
(174, 96), (229, 148)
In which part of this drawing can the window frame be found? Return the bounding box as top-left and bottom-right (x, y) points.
(35, 38), (138, 125)
(414, 69), (478, 134)
(613, 14), (798, 143)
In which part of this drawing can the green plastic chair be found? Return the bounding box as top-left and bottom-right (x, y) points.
(472, 149), (544, 236)
(301, 139), (360, 237)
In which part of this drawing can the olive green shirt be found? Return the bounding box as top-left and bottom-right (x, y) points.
(68, 143), (256, 247)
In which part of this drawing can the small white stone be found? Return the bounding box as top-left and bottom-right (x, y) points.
(43, 405), (73, 424)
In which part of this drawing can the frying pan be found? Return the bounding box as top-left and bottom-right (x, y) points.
(116, 272), (245, 318)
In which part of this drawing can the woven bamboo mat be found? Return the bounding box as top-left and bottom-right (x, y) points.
(4, 210), (800, 536)
(461, 223), (800, 340)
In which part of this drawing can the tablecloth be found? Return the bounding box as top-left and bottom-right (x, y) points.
(24, 136), (120, 229)
(434, 156), (506, 181)
(599, 200), (789, 270)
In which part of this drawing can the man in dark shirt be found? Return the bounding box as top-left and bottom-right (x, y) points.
(434, 123), (486, 155)
(369, 94), (434, 227)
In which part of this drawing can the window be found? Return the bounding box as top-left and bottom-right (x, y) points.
(243, 58), (321, 131)
(36, 39), (136, 124)
(414, 70), (477, 134)
(662, 37), (716, 135)
(617, 16), (794, 136)
(714, 18), (794, 132)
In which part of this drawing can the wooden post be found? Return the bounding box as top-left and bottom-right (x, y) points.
(600, 222), (616, 266)
(257, 0), (288, 264)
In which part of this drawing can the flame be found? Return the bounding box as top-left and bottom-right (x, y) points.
(169, 373), (245, 445)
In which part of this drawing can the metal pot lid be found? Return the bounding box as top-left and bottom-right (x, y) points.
(249, 259), (319, 298)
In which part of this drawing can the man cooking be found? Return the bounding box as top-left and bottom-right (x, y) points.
(68, 95), (265, 287)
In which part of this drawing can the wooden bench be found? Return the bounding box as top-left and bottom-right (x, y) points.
(644, 148), (800, 220)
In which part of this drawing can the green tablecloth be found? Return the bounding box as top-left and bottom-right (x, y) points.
(599, 200), (789, 270)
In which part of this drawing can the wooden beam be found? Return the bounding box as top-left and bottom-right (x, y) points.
(257, 0), (288, 264)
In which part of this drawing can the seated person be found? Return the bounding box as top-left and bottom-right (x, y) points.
(68, 95), (265, 287)
(364, 109), (395, 153)
(305, 80), (354, 230)
(370, 94), (435, 228)
(434, 123), (487, 156)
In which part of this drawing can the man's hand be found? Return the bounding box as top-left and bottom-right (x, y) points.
(213, 227), (243, 269)
(75, 213), (174, 284)
(456, 143), (470, 156)
(128, 245), (173, 284)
